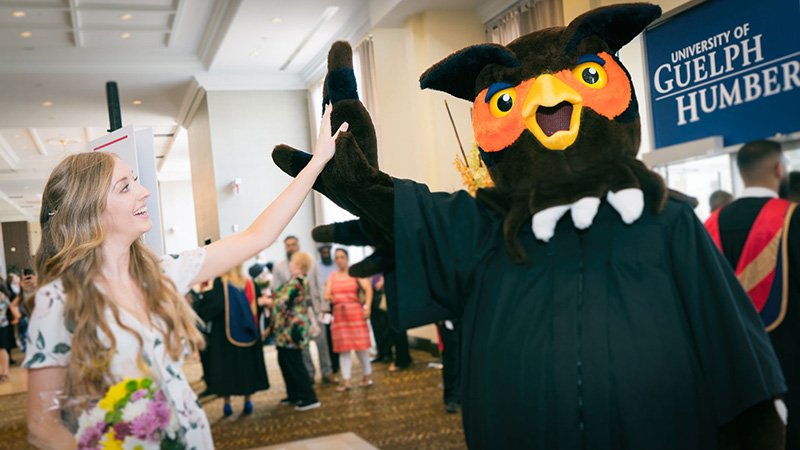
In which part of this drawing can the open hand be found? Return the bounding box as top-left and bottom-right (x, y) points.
(310, 104), (348, 168)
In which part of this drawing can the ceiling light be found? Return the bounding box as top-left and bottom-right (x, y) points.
(271, 17), (282, 23)
(249, 52), (259, 58)
(132, 100), (142, 105)
(23, 187), (28, 190)
(12, 11), (26, 18)
(19, 31), (32, 37)
(120, 13), (132, 20)
(41, 101), (53, 107)
(120, 33), (131, 39)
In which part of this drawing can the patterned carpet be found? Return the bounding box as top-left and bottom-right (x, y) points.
(0, 346), (466, 449)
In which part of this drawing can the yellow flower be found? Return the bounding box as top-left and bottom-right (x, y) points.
(101, 430), (124, 450)
(98, 379), (131, 411)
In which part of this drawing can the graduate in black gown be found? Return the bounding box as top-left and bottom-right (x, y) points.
(706, 140), (800, 447)
(272, 4), (786, 448)
(193, 267), (269, 416)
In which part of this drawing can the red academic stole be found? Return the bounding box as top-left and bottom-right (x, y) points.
(705, 198), (796, 331)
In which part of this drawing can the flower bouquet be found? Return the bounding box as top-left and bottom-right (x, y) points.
(453, 141), (495, 197)
(75, 378), (183, 450)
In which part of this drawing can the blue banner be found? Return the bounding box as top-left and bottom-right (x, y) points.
(644, 0), (800, 149)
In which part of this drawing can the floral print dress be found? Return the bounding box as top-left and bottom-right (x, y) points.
(22, 247), (213, 449)
(271, 277), (311, 350)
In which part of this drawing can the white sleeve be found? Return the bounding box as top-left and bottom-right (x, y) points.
(22, 282), (72, 369)
(160, 246), (207, 295)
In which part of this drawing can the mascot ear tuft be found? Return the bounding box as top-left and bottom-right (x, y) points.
(565, 3), (661, 55)
(420, 44), (519, 101)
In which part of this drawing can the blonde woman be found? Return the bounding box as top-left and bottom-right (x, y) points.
(23, 107), (346, 449)
(269, 252), (320, 411)
(192, 265), (268, 417)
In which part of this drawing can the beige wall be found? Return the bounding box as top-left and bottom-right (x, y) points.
(370, 10), (486, 193)
(160, 180), (199, 254)
(202, 90), (316, 265)
(187, 96), (220, 246)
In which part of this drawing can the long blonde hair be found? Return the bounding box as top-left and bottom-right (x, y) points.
(221, 265), (248, 291)
(34, 152), (204, 395)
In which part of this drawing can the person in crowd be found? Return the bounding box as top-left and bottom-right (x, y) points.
(709, 189), (734, 212)
(272, 236), (336, 384)
(23, 106), (346, 449)
(193, 266), (269, 416)
(326, 248), (373, 391)
(369, 273), (392, 364)
(0, 288), (10, 382)
(704, 139), (800, 447)
(5, 271), (20, 363)
(316, 245), (339, 373)
(437, 319), (461, 414)
(248, 251), (274, 343)
(268, 251), (321, 411)
(788, 171), (800, 203)
(370, 274), (411, 371)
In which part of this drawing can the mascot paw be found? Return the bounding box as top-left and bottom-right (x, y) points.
(570, 197), (601, 230)
(531, 204), (570, 242)
(606, 188), (644, 224)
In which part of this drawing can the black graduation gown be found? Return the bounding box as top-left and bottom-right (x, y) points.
(384, 179), (786, 450)
(718, 197), (800, 447)
(193, 278), (269, 397)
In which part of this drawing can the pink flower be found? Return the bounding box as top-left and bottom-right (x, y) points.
(129, 389), (147, 402)
(148, 399), (173, 429)
(130, 412), (160, 441)
(77, 421), (107, 449)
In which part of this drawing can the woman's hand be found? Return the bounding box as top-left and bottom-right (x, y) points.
(363, 308), (370, 320)
(257, 296), (273, 308)
(309, 105), (348, 169)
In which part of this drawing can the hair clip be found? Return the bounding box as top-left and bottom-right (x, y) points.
(47, 211), (57, 216)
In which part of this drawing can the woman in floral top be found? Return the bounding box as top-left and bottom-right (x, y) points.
(270, 252), (321, 411)
(23, 107), (345, 449)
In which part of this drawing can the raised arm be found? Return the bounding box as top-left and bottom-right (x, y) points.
(190, 107), (348, 286)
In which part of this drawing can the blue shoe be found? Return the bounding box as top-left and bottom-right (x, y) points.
(243, 401), (253, 415)
(223, 403), (233, 417)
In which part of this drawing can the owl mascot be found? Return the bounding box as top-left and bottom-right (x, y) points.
(273, 3), (787, 449)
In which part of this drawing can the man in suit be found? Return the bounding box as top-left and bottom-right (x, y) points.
(272, 236), (337, 384)
(705, 140), (799, 447)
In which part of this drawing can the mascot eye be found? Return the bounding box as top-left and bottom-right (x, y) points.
(572, 62), (607, 89)
(489, 88), (517, 117)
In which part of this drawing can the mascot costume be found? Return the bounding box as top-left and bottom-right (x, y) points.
(273, 3), (787, 449)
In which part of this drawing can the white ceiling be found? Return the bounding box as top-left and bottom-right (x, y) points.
(0, 0), (509, 222)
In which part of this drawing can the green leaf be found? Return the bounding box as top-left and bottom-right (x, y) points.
(52, 343), (71, 354)
(140, 378), (153, 389)
(36, 331), (45, 350)
(154, 338), (162, 347)
(22, 352), (46, 367)
(126, 380), (138, 392)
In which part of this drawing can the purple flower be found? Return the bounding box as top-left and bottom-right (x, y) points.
(130, 412), (160, 441)
(112, 421), (132, 440)
(148, 399), (173, 429)
(154, 390), (167, 402)
(129, 389), (147, 402)
(77, 421), (107, 449)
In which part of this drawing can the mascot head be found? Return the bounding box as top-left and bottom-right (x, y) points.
(420, 3), (666, 262)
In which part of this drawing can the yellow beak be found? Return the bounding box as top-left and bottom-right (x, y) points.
(521, 75), (583, 150)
